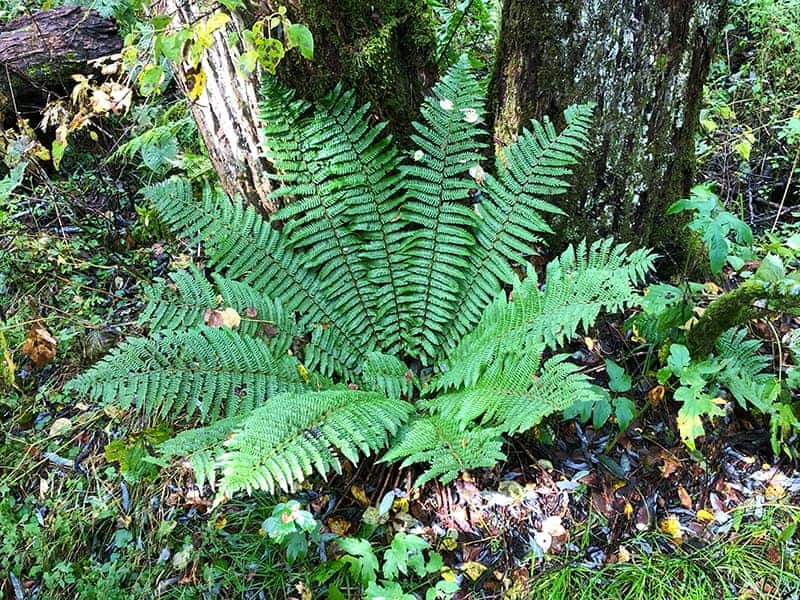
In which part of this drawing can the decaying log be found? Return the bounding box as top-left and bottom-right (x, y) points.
(0, 6), (122, 121)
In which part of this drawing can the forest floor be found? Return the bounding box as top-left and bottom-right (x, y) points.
(2, 159), (799, 599)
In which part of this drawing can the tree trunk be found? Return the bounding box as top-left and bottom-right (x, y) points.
(157, 0), (274, 211)
(0, 6), (122, 123)
(489, 0), (727, 259)
(159, 0), (437, 212)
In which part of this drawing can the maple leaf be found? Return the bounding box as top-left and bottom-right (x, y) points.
(675, 386), (725, 450)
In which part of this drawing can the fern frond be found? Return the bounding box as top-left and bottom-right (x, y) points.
(218, 390), (412, 496)
(444, 104), (595, 344)
(381, 416), (505, 486)
(716, 328), (774, 410)
(155, 415), (246, 490)
(143, 176), (368, 377)
(65, 327), (307, 422)
(361, 352), (415, 400)
(264, 83), (381, 350)
(403, 56), (487, 358)
(139, 267), (297, 353)
(438, 239), (655, 390)
(430, 354), (600, 434)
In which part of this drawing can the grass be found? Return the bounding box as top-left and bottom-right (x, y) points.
(525, 506), (800, 600)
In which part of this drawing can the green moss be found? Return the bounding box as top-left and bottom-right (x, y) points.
(278, 0), (437, 135)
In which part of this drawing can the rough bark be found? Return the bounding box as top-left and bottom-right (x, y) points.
(278, 0), (438, 135)
(489, 0), (727, 259)
(0, 6), (122, 122)
(158, 0), (437, 212)
(157, 0), (274, 211)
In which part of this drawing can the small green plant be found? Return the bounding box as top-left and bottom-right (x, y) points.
(564, 359), (636, 432)
(331, 533), (458, 600)
(261, 500), (320, 563)
(667, 183), (754, 274)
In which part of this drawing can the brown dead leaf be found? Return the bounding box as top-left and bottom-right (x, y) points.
(21, 326), (57, 367)
(647, 385), (665, 406)
(677, 485), (693, 509)
(204, 307), (241, 329)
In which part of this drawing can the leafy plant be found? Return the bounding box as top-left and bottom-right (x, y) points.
(667, 184), (754, 274)
(65, 58), (654, 498)
(657, 329), (797, 453)
(334, 533), (458, 600)
(261, 500), (320, 563)
(564, 360), (637, 431)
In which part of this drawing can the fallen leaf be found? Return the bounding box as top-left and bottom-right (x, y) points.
(49, 417), (72, 437)
(350, 485), (370, 507)
(21, 326), (57, 367)
(460, 561), (487, 581)
(659, 516), (683, 544)
(325, 515), (352, 536)
(677, 485), (692, 509)
(696, 509), (714, 522)
(647, 385), (665, 405)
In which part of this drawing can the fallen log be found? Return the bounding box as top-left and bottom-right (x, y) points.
(0, 6), (122, 122)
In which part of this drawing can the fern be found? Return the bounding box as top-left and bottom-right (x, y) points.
(361, 352), (415, 400)
(218, 390), (412, 496)
(65, 327), (307, 422)
(67, 58), (656, 496)
(716, 328), (774, 411)
(381, 416), (505, 486)
(403, 56), (487, 358)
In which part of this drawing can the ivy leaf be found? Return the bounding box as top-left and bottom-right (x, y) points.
(286, 23), (314, 59)
(606, 359), (632, 393)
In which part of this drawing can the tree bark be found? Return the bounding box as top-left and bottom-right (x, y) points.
(158, 0), (437, 212)
(0, 6), (122, 122)
(489, 0), (727, 259)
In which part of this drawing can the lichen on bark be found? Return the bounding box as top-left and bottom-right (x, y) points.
(488, 0), (728, 261)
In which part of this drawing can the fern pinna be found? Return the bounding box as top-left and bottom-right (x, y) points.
(65, 57), (655, 497)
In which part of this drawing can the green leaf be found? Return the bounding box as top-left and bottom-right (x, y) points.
(613, 397), (636, 430)
(592, 396), (612, 429)
(259, 38), (285, 74)
(338, 538), (379, 585)
(286, 23), (314, 59)
(704, 221), (729, 275)
(755, 254), (785, 283)
(667, 344), (691, 374)
(605, 359), (632, 393)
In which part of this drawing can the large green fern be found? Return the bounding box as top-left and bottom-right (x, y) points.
(66, 58), (655, 498)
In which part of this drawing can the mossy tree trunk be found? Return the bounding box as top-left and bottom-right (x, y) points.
(489, 0), (727, 258)
(159, 0), (437, 212)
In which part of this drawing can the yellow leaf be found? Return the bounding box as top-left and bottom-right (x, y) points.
(765, 483), (786, 501)
(296, 363), (309, 383)
(440, 566), (456, 582)
(440, 536), (457, 551)
(696, 509), (715, 522)
(187, 68), (206, 101)
(659, 516), (683, 544)
(214, 516), (227, 530)
(325, 515), (352, 536)
(460, 561), (487, 581)
(350, 485), (370, 506)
